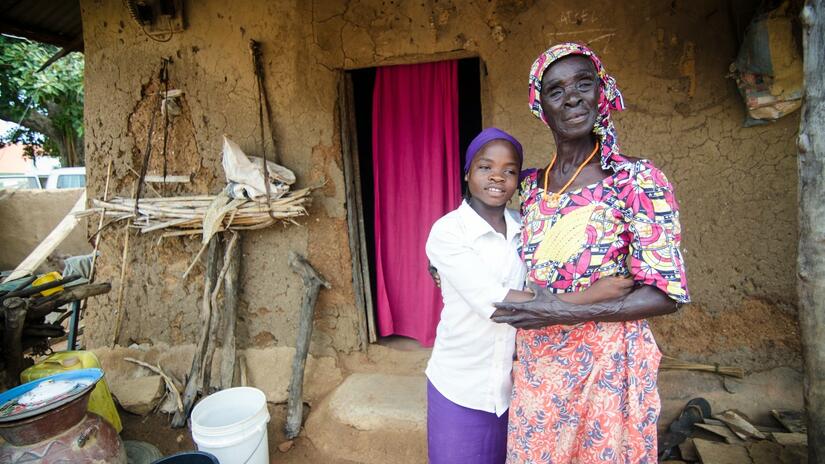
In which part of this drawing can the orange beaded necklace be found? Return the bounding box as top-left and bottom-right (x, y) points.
(542, 142), (600, 205)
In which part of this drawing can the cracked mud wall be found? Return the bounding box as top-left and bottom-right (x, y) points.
(81, 0), (800, 371)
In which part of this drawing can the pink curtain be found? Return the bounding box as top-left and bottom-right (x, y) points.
(372, 60), (460, 347)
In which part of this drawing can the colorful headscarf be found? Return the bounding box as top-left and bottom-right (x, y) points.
(464, 127), (524, 173)
(528, 42), (628, 172)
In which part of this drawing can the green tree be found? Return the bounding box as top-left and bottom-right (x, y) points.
(0, 36), (84, 166)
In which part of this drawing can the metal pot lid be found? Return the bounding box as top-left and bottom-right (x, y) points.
(0, 368), (102, 423)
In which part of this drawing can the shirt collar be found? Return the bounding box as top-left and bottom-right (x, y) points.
(458, 200), (521, 242)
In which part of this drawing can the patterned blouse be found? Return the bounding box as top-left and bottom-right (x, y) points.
(506, 156), (689, 464)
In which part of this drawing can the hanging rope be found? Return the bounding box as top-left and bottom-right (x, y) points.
(249, 40), (280, 219)
(134, 58), (171, 217)
(161, 60), (170, 184)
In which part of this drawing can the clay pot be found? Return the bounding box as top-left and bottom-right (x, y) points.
(0, 385), (126, 463)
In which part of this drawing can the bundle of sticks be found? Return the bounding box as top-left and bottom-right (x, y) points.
(660, 355), (745, 378)
(78, 187), (313, 238)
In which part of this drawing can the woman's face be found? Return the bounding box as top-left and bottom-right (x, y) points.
(465, 140), (520, 209)
(539, 55), (600, 142)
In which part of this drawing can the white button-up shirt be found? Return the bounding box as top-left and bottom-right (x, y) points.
(425, 200), (526, 417)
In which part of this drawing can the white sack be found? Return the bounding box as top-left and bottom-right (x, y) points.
(221, 135), (295, 200)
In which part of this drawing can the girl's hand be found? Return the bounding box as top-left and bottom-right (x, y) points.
(427, 261), (441, 289)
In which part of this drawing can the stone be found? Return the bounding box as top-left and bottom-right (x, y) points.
(243, 347), (343, 403)
(328, 373), (425, 432)
(277, 440), (294, 453)
(693, 439), (751, 464)
(111, 375), (164, 416)
(659, 367), (804, 430)
(305, 373), (427, 464)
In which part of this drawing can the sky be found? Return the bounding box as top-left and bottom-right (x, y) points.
(0, 119), (62, 170)
(0, 119), (18, 134)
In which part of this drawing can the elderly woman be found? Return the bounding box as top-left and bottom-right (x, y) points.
(492, 43), (690, 463)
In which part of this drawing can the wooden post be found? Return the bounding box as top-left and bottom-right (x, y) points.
(203, 232), (239, 392)
(172, 235), (221, 428)
(2, 297), (28, 383)
(798, 1), (825, 461)
(284, 252), (330, 439)
(219, 232), (241, 390)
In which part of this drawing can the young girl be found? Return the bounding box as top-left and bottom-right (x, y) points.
(425, 128), (631, 463)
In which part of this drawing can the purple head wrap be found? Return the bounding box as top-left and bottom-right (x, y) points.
(464, 127), (524, 173)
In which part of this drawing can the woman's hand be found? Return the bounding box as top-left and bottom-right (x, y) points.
(490, 282), (679, 329)
(558, 276), (634, 304)
(490, 282), (623, 329)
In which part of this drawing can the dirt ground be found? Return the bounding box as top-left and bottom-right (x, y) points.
(651, 297), (803, 372)
(119, 403), (356, 463)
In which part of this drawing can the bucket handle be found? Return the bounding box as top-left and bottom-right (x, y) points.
(239, 424), (266, 464)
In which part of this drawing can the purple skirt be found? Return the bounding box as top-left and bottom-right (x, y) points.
(427, 379), (508, 464)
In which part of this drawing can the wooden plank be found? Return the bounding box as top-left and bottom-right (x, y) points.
(771, 432), (808, 447)
(705, 418), (784, 434)
(349, 85), (377, 344)
(3, 191), (87, 283)
(771, 409), (807, 433)
(715, 410), (766, 440)
(798, 2), (825, 462)
(678, 437), (698, 461)
(694, 423), (745, 444)
(339, 75), (370, 351)
(693, 439), (752, 464)
(341, 73), (377, 344)
(746, 441), (783, 464)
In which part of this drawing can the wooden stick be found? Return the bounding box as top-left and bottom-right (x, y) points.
(182, 242), (210, 279)
(239, 354), (248, 387)
(220, 231), (241, 390)
(144, 174), (191, 183)
(3, 192), (87, 283)
(88, 158), (114, 283)
(2, 298), (28, 382)
(284, 252), (330, 439)
(798, 3), (825, 460)
(203, 232), (239, 392)
(172, 235), (221, 428)
(124, 357), (183, 413)
(128, 166), (162, 198)
(659, 356), (745, 378)
(111, 221), (132, 348)
(27, 283), (112, 319)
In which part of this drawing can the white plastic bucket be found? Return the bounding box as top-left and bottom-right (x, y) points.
(190, 387), (270, 464)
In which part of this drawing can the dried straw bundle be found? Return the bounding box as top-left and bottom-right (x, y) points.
(78, 187), (313, 239)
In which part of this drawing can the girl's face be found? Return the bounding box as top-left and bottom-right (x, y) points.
(465, 140), (520, 208)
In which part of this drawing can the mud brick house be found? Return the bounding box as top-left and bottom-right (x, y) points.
(4, 0), (824, 461)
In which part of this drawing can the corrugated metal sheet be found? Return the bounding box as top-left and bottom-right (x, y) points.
(0, 0), (82, 48)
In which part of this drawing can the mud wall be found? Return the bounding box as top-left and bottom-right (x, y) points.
(80, 0), (800, 370)
(0, 189), (91, 272)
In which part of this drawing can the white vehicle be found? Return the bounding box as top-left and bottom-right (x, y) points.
(45, 167), (86, 189)
(0, 174), (42, 189)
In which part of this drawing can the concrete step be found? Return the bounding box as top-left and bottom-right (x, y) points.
(305, 373), (427, 464)
(340, 340), (431, 376)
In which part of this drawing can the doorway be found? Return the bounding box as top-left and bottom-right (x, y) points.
(341, 57), (482, 349)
